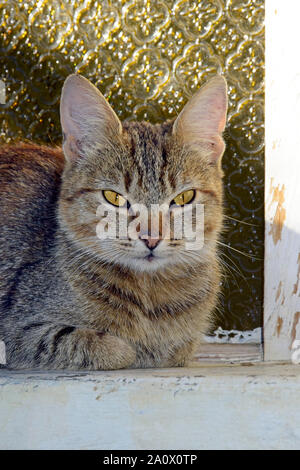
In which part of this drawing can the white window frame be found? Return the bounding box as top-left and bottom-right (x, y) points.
(264, 0), (300, 361)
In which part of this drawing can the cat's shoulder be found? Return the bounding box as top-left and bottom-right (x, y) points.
(0, 142), (64, 202)
(0, 142), (64, 179)
(0, 142), (64, 229)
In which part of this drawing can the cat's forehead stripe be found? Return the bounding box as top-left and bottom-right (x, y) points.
(124, 121), (174, 193)
(123, 170), (132, 193)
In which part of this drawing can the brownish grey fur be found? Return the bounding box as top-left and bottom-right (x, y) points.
(0, 79), (225, 370)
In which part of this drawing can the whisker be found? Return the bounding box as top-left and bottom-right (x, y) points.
(219, 251), (248, 282)
(217, 241), (262, 261)
(223, 214), (259, 227)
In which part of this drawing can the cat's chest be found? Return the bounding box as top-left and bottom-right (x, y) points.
(75, 271), (203, 350)
(86, 293), (198, 349)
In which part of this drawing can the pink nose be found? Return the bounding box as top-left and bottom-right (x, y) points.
(141, 238), (161, 250)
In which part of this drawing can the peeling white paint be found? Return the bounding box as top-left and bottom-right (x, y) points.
(205, 328), (261, 344)
(265, 0), (300, 360)
(1, 366), (300, 450)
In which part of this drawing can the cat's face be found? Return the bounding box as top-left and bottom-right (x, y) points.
(59, 74), (227, 273)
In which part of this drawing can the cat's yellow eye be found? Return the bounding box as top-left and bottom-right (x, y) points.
(103, 190), (127, 208)
(171, 190), (195, 207)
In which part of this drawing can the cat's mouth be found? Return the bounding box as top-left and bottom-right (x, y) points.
(125, 251), (171, 272)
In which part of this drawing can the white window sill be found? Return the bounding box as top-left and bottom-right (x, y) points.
(1, 362), (299, 450)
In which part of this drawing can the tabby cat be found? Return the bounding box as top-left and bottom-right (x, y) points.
(0, 74), (227, 369)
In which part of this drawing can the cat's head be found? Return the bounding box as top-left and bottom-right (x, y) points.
(58, 74), (227, 273)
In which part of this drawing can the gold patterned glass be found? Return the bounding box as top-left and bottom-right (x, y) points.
(0, 0), (264, 331)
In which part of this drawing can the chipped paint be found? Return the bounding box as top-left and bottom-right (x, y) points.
(268, 181), (286, 245)
(292, 253), (300, 295)
(269, 176), (275, 196)
(265, 1), (300, 361)
(276, 316), (283, 337)
(1, 366), (300, 450)
(290, 312), (300, 348)
(275, 281), (285, 306)
(275, 281), (282, 302)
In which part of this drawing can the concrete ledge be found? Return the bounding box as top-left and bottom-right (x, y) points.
(0, 363), (300, 450)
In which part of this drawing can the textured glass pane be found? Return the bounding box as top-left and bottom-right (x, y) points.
(0, 0), (264, 331)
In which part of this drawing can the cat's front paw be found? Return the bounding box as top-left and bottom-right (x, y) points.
(162, 340), (197, 368)
(54, 329), (136, 370)
(95, 333), (136, 370)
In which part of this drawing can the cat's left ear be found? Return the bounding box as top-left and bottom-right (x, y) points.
(173, 75), (228, 163)
(60, 74), (122, 162)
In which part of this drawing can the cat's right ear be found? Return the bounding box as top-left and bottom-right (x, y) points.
(173, 75), (228, 164)
(60, 74), (122, 162)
